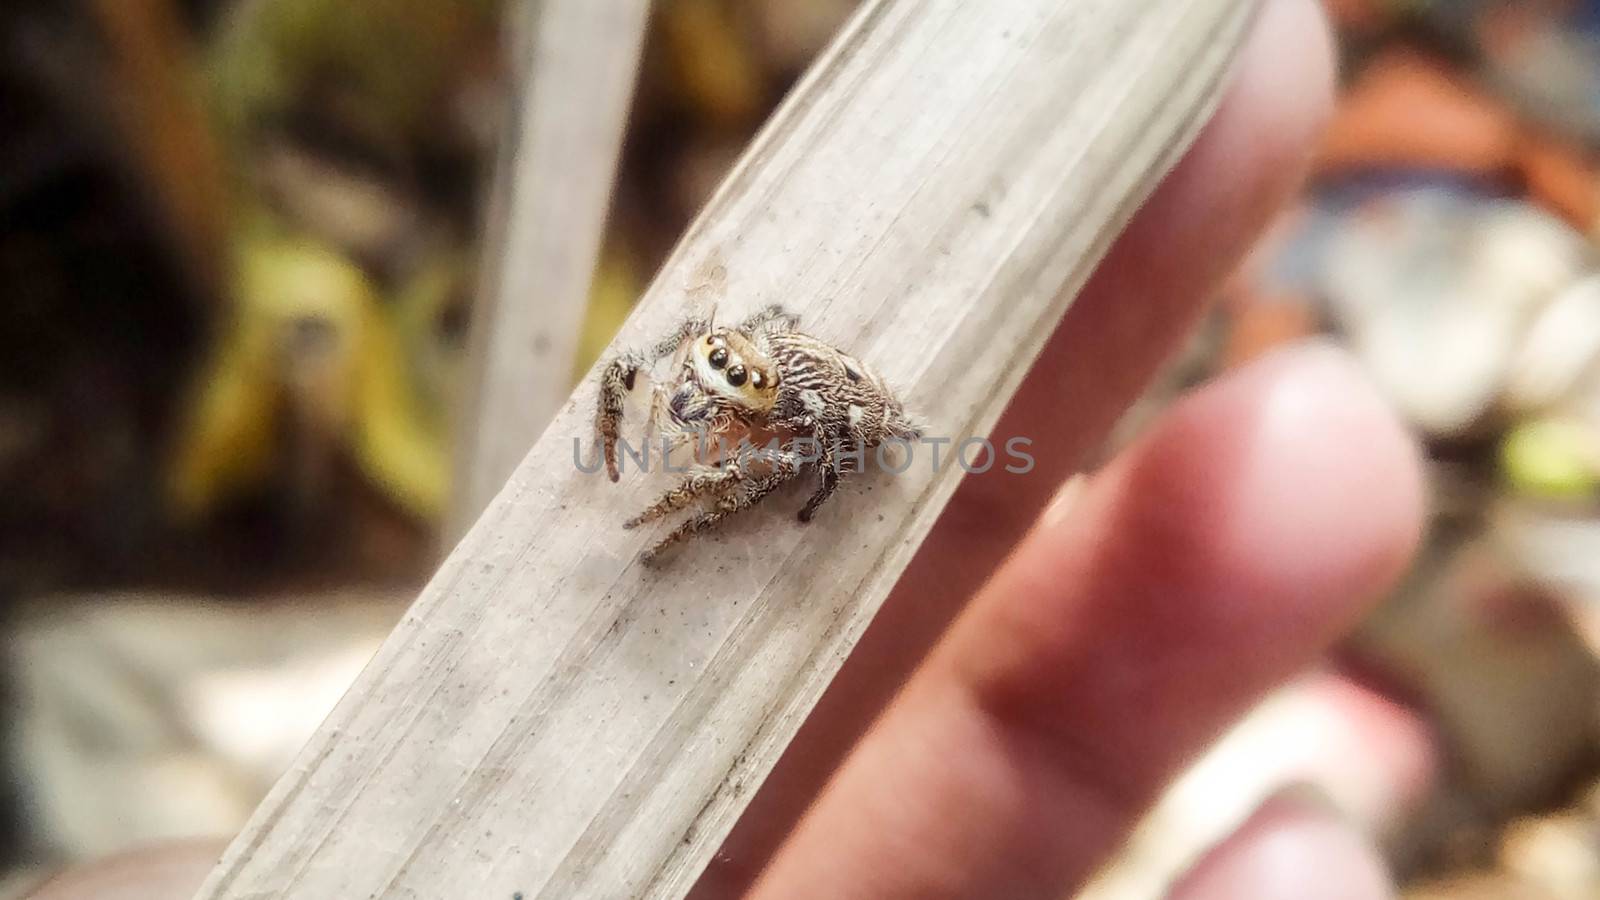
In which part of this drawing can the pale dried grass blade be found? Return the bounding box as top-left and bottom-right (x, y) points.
(450, 0), (651, 534)
(198, 1), (1257, 897)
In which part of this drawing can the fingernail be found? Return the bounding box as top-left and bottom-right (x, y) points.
(1039, 474), (1088, 530)
(1167, 785), (1395, 900)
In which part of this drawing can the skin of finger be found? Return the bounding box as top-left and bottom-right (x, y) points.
(691, 0), (1337, 894)
(1168, 795), (1395, 900)
(1293, 671), (1441, 831)
(747, 343), (1424, 899)
(1139, 674), (1428, 900)
(1159, 669), (1441, 900)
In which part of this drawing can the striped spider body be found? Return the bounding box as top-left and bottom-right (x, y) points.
(595, 304), (919, 562)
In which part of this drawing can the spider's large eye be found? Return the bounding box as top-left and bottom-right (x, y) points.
(708, 347), (729, 369)
(750, 370), (765, 389)
(726, 365), (747, 387)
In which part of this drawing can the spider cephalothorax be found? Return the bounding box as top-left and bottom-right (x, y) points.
(594, 303), (919, 562)
(665, 328), (781, 430)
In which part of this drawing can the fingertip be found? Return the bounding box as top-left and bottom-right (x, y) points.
(955, 340), (1426, 797)
(1074, 339), (1427, 669)
(1170, 793), (1395, 900)
(1239, 0), (1337, 155)
(918, 0), (1343, 590)
(1170, 340), (1425, 629)
(1151, 0), (1336, 263)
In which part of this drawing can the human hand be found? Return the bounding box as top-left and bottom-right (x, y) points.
(696, 1), (1428, 897)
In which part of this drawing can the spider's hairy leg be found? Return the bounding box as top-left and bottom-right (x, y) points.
(641, 452), (803, 564)
(648, 316), (710, 357)
(596, 350), (647, 482)
(644, 380), (677, 444)
(594, 317), (711, 482)
(737, 303), (800, 335)
(624, 457), (746, 529)
(887, 406), (924, 441)
(797, 434), (849, 523)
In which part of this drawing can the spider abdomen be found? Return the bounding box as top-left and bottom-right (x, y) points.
(764, 332), (910, 445)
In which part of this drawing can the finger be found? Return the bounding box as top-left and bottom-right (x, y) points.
(748, 343), (1425, 899)
(905, 0), (1340, 602)
(1160, 663), (1443, 900)
(695, 0), (1338, 892)
(1169, 795), (1395, 900)
(1259, 671), (1440, 833)
(1108, 671), (1435, 900)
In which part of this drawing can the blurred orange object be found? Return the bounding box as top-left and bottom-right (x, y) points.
(1222, 297), (1320, 371)
(1519, 132), (1600, 234)
(1316, 40), (1600, 239)
(1321, 0), (1391, 35)
(1318, 49), (1520, 177)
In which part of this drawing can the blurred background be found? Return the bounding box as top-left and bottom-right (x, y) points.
(5, 0), (1600, 896)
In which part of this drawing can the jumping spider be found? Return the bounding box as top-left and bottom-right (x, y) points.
(595, 303), (920, 563)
